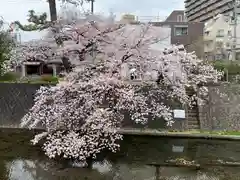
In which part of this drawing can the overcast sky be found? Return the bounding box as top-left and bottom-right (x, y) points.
(0, 0), (184, 41)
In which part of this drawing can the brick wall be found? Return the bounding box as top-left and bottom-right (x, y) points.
(0, 83), (198, 130)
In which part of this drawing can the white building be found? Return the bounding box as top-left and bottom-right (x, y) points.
(204, 14), (240, 61)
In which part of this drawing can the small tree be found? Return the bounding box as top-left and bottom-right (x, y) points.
(20, 15), (222, 164)
(13, 0), (95, 31)
(0, 20), (15, 76)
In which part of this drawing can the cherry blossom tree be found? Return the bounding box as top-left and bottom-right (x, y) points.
(19, 14), (222, 165)
(0, 20), (15, 76)
(9, 37), (62, 71)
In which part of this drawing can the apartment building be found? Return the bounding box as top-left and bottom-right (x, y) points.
(185, 0), (234, 22)
(204, 14), (240, 60)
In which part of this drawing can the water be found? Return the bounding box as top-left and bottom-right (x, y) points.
(0, 128), (240, 180)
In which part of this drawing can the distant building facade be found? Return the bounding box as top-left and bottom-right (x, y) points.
(120, 14), (137, 23)
(204, 14), (240, 61)
(122, 10), (204, 58)
(185, 0), (234, 22)
(165, 10), (187, 22)
(153, 10), (204, 58)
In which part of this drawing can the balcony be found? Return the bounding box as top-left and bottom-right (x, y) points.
(216, 35), (225, 38)
(204, 36), (214, 41)
(187, 4), (233, 22)
(189, 3), (230, 19)
(204, 42), (214, 53)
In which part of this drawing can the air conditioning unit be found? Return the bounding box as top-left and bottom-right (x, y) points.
(225, 42), (230, 47)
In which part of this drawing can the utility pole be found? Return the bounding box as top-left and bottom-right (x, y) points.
(232, 0), (239, 61)
(86, 0), (94, 14)
(90, 0), (94, 14)
(48, 0), (57, 22)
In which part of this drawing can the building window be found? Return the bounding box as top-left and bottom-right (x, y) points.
(215, 54), (223, 60)
(184, 15), (187, 22)
(129, 68), (137, 80)
(227, 30), (232, 36)
(216, 29), (224, 37)
(175, 27), (188, 36)
(225, 42), (230, 47)
(177, 15), (183, 22)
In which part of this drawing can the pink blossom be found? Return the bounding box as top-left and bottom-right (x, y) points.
(19, 14), (222, 163)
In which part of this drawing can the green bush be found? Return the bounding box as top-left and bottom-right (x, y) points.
(212, 61), (240, 75)
(40, 75), (59, 83)
(0, 29), (15, 75)
(0, 72), (19, 81)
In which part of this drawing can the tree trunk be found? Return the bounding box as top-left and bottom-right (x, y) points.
(86, 156), (93, 168)
(61, 56), (72, 73)
(48, 0), (57, 22)
(91, 0), (94, 14)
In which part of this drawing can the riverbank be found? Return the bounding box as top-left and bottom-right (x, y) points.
(0, 127), (240, 141)
(0, 129), (240, 179)
(118, 128), (240, 140)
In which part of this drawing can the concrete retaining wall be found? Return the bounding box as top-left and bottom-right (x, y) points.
(0, 83), (199, 130)
(0, 83), (42, 127)
(201, 83), (240, 131)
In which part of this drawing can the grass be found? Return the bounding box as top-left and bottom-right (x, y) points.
(168, 130), (240, 136)
(0, 80), (57, 84)
(119, 128), (240, 139)
(212, 61), (240, 75)
(0, 73), (59, 84)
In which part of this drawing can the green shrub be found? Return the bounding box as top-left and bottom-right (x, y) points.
(40, 75), (59, 83)
(0, 72), (19, 81)
(0, 35), (15, 75)
(212, 61), (240, 75)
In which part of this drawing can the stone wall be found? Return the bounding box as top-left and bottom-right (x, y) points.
(0, 83), (43, 127)
(0, 83), (199, 130)
(200, 83), (240, 131)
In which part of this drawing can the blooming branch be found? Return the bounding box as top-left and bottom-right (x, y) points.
(20, 14), (222, 163)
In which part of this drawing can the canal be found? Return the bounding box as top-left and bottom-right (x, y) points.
(0, 128), (240, 179)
